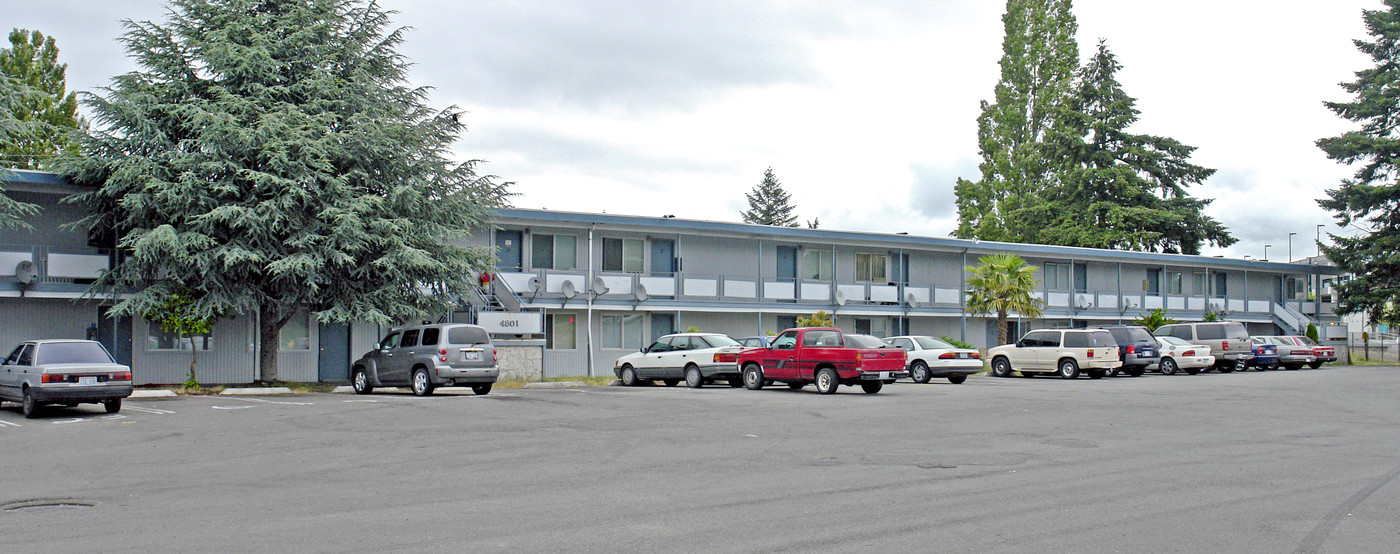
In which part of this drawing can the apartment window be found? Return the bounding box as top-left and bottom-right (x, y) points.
(603, 238), (644, 273)
(854, 317), (888, 338)
(1215, 273), (1228, 298)
(855, 253), (887, 283)
(775, 315), (798, 333)
(532, 234), (577, 270)
(147, 321), (212, 351)
(600, 314), (644, 349)
(801, 250), (832, 280)
(1146, 269), (1161, 295)
(1166, 271), (1184, 295)
(546, 313), (577, 350)
(1044, 262), (1070, 291)
(281, 312), (310, 350)
(1192, 273), (1208, 296)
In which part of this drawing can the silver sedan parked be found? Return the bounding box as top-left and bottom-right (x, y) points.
(0, 340), (133, 418)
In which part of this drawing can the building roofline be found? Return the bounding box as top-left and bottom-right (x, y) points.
(1, 169), (88, 194)
(496, 207), (1339, 275)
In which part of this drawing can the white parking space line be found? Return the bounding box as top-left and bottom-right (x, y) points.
(230, 398), (314, 406)
(52, 417), (89, 425)
(125, 406), (177, 415)
(212, 405), (254, 410)
(342, 399), (379, 403)
(0, 419), (20, 427)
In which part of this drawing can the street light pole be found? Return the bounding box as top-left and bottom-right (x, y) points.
(1288, 232), (1296, 262)
(1264, 244), (1271, 262)
(1316, 224), (1324, 258)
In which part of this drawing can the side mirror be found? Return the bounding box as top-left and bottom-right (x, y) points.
(641, 346), (648, 353)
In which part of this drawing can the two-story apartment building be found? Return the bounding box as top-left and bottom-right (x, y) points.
(2, 171), (1342, 383)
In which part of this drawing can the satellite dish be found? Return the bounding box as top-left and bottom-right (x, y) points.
(526, 276), (542, 293)
(634, 283), (648, 302)
(560, 280), (577, 299)
(591, 276), (610, 295)
(14, 260), (35, 285)
(834, 290), (847, 306)
(904, 292), (920, 308)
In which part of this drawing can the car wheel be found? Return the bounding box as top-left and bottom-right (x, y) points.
(947, 374), (967, 384)
(21, 388), (39, 419)
(815, 368), (840, 394)
(620, 365), (638, 386)
(1160, 358), (1178, 375)
(352, 369), (374, 394)
(1308, 361), (1323, 369)
(742, 364), (764, 390)
(991, 357), (1012, 378)
(411, 368), (434, 396)
(1185, 367), (1200, 375)
(860, 381), (883, 394)
(662, 379), (680, 387)
(1234, 358), (1248, 372)
(471, 384), (492, 395)
(787, 382), (805, 390)
(1267, 362), (1279, 370)
(909, 361), (930, 384)
(104, 398), (122, 414)
(684, 365), (704, 388)
(1058, 359), (1079, 379)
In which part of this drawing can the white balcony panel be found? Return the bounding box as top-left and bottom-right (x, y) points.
(800, 282), (830, 301)
(934, 288), (960, 304)
(1248, 300), (1270, 313)
(1167, 297), (1185, 310)
(1074, 293), (1095, 309)
(599, 275), (632, 295)
(1047, 292), (1069, 307)
(869, 285), (898, 303)
(837, 285), (866, 302)
(639, 277), (675, 296)
(906, 287), (930, 304)
(764, 281), (795, 300)
(0, 251), (33, 276)
(1099, 294), (1118, 309)
(724, 280), (757, 298)
(1188, 298), (1206, 311)
(1228, 299), (1246, 312)
(46, 253), (109, 279)
(546, 274), (585, 293)
(1144, 296), (1164, 310)
(683, 278), (717, 297)
(500, 272), (535, 293)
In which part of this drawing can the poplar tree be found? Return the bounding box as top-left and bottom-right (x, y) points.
(61, 0), (511, 383)
(955, 0), (1079, 242)
(1317, 0), (1400, 326)
(741, 166), (799, 227)
(0, 29), (81, 169)
(1040, 41), (1234, 254)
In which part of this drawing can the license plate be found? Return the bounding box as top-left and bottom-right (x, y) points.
(958, 353), (969, 359)
(77, 376), (98, 385)
(878, 372), (889, 379)
(464, 352), (481, 361)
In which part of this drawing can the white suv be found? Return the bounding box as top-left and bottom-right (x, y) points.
(988, 329), (1121, 379)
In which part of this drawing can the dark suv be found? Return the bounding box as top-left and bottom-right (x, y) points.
(1095, 325), (1159, 377)
(350, 323), (499, 396)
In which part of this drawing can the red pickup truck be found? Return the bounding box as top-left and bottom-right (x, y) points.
(736, 327), (908, 394)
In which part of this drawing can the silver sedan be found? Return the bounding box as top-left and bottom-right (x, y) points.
(0, 340), (133, 418)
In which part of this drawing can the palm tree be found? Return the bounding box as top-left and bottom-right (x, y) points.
(966, 254), (1044, 346)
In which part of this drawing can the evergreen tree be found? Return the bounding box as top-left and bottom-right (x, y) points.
(0, 29), (81, 169)
(0, 74), (44, 227)
(1040, 41), (1234, 254)
(61, 0), (512, 383)
(741, 166), (799, 227)
(1317, 0), (1400, 327)
(955, 0), (1079, 242)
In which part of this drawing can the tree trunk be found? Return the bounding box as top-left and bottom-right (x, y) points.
(258, 304), (281, 384)
(187, 334), (198, 385)
(997, 310), (1009, 346)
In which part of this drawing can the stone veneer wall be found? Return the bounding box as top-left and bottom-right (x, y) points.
(495, 339), (545, 381)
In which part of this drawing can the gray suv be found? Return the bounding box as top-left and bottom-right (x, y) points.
(351, 323), (499, 396)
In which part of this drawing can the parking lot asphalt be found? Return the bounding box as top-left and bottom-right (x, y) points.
(2, 366), (1398, 553)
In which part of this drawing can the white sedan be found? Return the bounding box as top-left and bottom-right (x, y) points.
(884, 335), (982, 384)
(613, 333), (745, 388)
(1147, 336), (1216, 375)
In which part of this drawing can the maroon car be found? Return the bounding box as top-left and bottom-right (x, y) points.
(736, 327), (907, 394)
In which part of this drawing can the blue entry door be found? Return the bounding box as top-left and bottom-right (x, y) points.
(651, 239), (675, 276)
(496, 230), (522, 271)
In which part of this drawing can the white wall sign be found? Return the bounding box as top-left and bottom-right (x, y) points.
(478, 312), (543, 335)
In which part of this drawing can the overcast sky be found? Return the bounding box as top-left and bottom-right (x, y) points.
(1, 1), (1380, 262)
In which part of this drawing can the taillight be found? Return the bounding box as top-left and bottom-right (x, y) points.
(111, 371), (131, 381)
(1125, 345), (1136, 354)
(439, 348), (447, 362)
(713, 352), (737, 363)
(1088, 349), (1094, 358)
(938, 352), (956, 359)
(1222, 341), (1229, 350)
(492, 348), (498, 362)
(42, 373), (67, 383)
(1182, 350), (1195, 357)
(970, 352), (981, 359)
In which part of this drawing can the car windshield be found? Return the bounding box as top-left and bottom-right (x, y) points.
(35, 342), (115, 365)
(913, 336), (957, 350)
(843, 334), (888, 349)
(1158, 336), (1191, 347)
(1267, 337), (1292, 345)
(1299, 336), (1319, 346)
(1224, 323), (1249, 340)
(699, 335), (739, 348)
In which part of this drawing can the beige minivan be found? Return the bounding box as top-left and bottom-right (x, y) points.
(988, 329), (1121, 379)
(1154, 321), (1253, 373)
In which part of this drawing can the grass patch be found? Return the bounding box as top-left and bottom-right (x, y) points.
(494, 375), (618, 389)
(1346, 358), (1399, 366)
